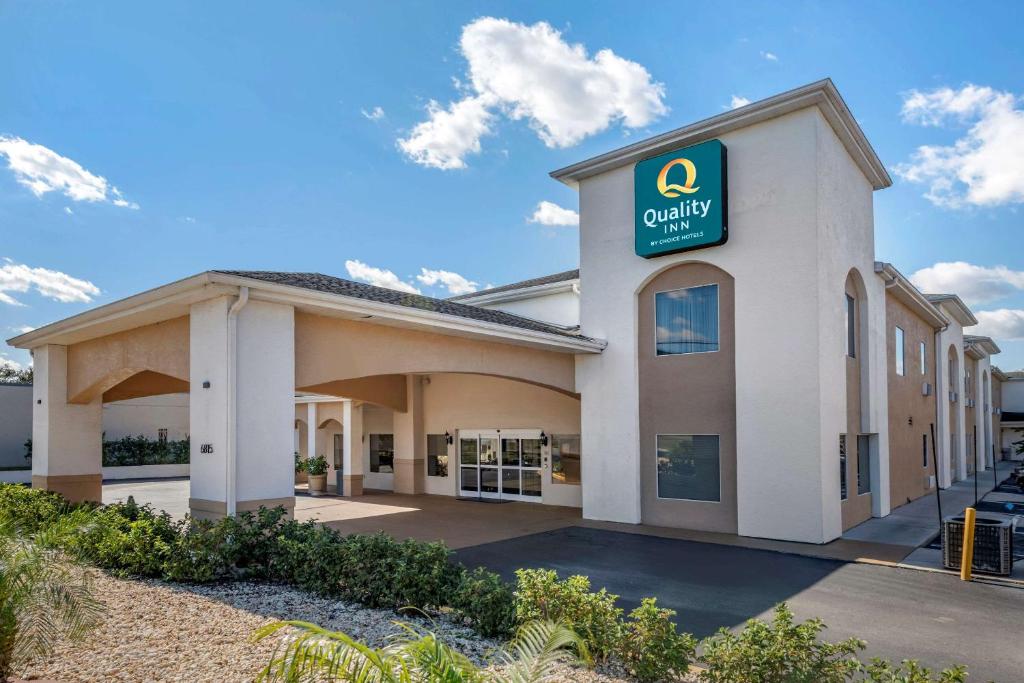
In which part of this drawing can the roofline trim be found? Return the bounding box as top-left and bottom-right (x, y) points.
(452, 278), (579, 306)
(8, 271), (606, 354)
(924, 293), (978, 327)
(550, 78), (892, 191)
(874, 262), (949, 329)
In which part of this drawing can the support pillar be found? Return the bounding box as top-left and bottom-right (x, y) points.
(393, 374), (424, 494)
(188, 296), (296, 519)
(341, 399), (364, 496)
(306, 402), (317, 462)
(30, 344), (103, 502)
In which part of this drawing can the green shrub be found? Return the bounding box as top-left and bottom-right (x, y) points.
(102, 435), (190, 467)
(699, 603), (864, 683)
(71, 497), (179, 577)
(0, 483), (76, 534)
(452, 566), (516, 638)
(619, 597), (696, 682)
(305, 454), (328, 476)
(270, 519), (348, 594)
(514, 568), (622, 660)
(861, 658), (968, 683)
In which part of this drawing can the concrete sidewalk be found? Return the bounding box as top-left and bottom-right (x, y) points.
(844, 460), (1016, 549)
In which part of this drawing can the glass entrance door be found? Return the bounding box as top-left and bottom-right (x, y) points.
(459, 430), (543, 502)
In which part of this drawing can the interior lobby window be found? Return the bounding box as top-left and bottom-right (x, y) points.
(369, 434), (394, 473)
(839, 435), (848, 500)
(655, 284), (719, 355)
(846, 294), (856, 358)
(857, 434), (871, 495)
(894, 327), (905, 376)
(551, 434), (581, 485)
(656, 435), (720, 502)
(427, 434), (448, 477)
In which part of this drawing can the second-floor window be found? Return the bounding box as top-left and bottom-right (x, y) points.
(655, 284), (719, 356)
(895, 327), (905, 376)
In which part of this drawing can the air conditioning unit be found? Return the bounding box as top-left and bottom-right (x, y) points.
(943, 515), (1013, 576)
(922, 382), (932, 396)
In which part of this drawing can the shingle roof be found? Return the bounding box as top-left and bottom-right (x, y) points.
(449, 269), (579, 301)
(215, 271), (590, 341)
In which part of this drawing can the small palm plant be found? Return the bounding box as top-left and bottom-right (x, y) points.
(254, 619), (589, 683)
(0, 514), (105, 681)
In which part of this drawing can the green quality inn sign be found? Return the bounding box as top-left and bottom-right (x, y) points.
(634, 139), (728, 258)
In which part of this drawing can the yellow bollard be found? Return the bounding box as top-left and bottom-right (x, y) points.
(960, 507), (976, 581)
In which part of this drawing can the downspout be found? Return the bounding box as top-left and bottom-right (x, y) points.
(226, 286), (250, 516)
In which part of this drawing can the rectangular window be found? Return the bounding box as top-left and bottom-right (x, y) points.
(857, 434), (871, 495)
(551, 434), (581, 485)
(656, 435), (720, 502)
(427, 434), (448, 477)
(922, 434), (928, 468)
(655, 284), (719, 355)
(846, 294), (856, 358)
(919, 341), (927, 375)
(157, 428), (168, 444)
(333, 434), (343, 470)
(894, 327), (905, 376)
(369, 434), (394, 473)
(839, 435), (848, 500)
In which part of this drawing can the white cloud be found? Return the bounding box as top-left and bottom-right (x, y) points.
(63, 206), (73, 215)
(398, 17), (667, 169)
(344, 259), (421, 294)
(0, 259), (100, 306)
(10, 325), (35, 334)
(0, 136), (139, 208)
(910, 261), (1024, 305)
(973, 309), (1024, 340)
(761, 51), (778, 62)
(361, 106), (386, 121)
(895, 84), (1024, 208)
(528, 200), (579, 227)
(729, 95), (751, 109)
(397, 96), (495, 170)
(416, 268), (479, 295)
(0, 354), (24, 372)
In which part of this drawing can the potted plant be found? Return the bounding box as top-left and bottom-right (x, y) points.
(294, 451), (308, 484)
(306, 454), (328, 496)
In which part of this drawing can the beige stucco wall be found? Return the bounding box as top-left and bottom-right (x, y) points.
(66, 316), (190, 404)
(885, 294), (938, 510)
(636, 262), (737, 533)
(294, 312), (577, 397)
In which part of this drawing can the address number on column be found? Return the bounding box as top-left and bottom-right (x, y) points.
(200, 444), (214, 454)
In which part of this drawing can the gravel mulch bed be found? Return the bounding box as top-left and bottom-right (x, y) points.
(19, 571), (643, 683)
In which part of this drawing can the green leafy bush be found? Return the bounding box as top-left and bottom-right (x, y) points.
(699, 603), (864, 683)
(0, 483), (73, 535)
(514, 568), (622, 660)
(619, 597), (696, 682)
(861, 658), (968, 683)
(452, 566), (516, 637)
(304, 454), (328, 476)
(71, 497), (179, 577)
(102, 435), (190, 467)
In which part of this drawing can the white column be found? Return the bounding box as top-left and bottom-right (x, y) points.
(30, 344), (103, 502)
(306, 402), (317, 462)
(341, 399), (364, 496)
(189, 296), (296, 518)
(934, 330), (951, 488)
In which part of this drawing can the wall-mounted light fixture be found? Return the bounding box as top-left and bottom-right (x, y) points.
(539, 431), (549, 447)
(444, 431), (454, 445)
(202, 381), (211, 389)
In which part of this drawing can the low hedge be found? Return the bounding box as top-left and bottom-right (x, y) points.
(0, 484), (514, 636)
(102, 435), (190, 467)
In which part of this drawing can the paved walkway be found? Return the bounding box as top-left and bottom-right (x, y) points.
(843, 460), (1017, 549)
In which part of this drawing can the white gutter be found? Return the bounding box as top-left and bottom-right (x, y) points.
(225, 286), (249, 516)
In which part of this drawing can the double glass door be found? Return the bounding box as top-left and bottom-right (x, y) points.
(459, 430), (543, 501)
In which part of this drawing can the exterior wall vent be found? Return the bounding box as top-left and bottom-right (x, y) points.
(922, 382), (932, 397)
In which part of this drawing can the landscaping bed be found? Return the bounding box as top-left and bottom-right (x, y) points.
(18, 571), (637, 683)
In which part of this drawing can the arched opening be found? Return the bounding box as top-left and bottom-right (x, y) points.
(636, 261), (737, 533)
(841, 268), (874, 530)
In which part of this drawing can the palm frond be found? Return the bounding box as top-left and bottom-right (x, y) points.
(255, 619), (401, 682)
(492, 621), (590, 683)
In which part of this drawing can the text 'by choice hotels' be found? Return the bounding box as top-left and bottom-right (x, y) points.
(633, 139), (728, 259)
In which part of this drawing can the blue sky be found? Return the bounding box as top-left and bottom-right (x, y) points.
(2, 1), (1023, 370)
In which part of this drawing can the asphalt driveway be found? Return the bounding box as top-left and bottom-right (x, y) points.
(456, 526), (1024, 682)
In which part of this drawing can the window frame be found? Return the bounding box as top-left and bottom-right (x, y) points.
(919, 341), (927, 375)
(839, 434), (848, 501)
(856, 434), (872, 496)
(894, 326), (905, 376)
(426, 434), (448, 477)
(369, 433), (395, 474)
(654, 433), (722, 503)
(550, 434), (582, 485)
(845, 294), (856, 358)
(653, 282), (721, 357)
